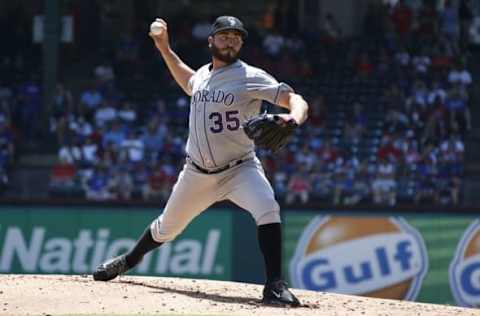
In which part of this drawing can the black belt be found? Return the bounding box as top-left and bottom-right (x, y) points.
(190, 157), (251, 174)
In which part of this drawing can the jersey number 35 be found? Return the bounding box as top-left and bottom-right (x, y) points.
(209, 110), (240, 133)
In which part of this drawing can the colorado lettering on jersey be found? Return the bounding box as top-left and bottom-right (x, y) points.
(192, 89), (235, 107)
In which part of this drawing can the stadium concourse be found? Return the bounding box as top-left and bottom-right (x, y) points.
(0, 1), (477, 206)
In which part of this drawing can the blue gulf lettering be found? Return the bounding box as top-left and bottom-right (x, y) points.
(302, 258), (336, 291)
(394, 240), (414, 271)
(460, 262), (480, 296)
(344, 262), (373, 284)
(375, 247), (391, 276)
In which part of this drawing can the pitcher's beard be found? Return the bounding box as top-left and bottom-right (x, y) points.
(209, 44), (240, 64)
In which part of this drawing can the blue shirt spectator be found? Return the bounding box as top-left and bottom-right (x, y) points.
(102, 121), (126, 149)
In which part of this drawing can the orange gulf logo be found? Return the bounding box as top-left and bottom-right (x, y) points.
(449, 219), (480, 307)
(289, 216), (428, 300)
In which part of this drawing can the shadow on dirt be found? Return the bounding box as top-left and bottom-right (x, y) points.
(117, 279), (319, 309)
(119, 279), (264, 306)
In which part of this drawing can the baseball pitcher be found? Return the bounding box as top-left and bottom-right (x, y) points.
(93, 16), (309, 307)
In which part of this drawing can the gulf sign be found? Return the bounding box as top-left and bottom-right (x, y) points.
(449, 219), (480, 307)
(289, 216), (428, 300)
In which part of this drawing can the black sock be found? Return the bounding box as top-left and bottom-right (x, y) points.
(257, 222), (282, 284)
(125, 227), (162, 268)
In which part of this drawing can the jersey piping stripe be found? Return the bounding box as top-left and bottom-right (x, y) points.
(203, 101), (217, 167)
(273, 85), (281, 104)
(193, 101), (205, 165)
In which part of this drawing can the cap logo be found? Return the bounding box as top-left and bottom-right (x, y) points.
(228, 17), (236, 26)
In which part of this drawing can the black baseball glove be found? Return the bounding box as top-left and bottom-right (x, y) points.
(242, 113), (298, 153)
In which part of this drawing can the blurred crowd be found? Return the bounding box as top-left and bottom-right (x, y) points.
(275, 0), (473, 206)
(46, 0), (476, 206)
(0, 0), (476, 205)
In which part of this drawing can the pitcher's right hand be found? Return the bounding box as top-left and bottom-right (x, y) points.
(149, 18), (169, 51)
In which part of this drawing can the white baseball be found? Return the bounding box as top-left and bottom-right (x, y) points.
(150, 21), (164, 35)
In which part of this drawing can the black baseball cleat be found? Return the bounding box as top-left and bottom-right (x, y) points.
(93, 255), (129, 281)
(262, 279), (301, 307)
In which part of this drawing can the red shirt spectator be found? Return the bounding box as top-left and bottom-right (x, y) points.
(148, 169), (165, 191)
(289, 176), (310, 193)
(284, 150), (296, 165)
(356, 53), (374, 77)
(263, 156), (277, 174)
(417, 4), (437, 38)
(89, 129), (103, 145)
(391, 0), (413, 36)
(431, 49), (452, 70)
(51, 161), (76, 184)
(317, 142), (338, 164)
(377, 136), (402, 162)
(286, 172), (311, 204)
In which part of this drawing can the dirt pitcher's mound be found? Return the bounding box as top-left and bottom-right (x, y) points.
(1, 274), (479, 316)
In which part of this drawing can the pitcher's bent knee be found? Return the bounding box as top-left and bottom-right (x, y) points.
(253, 198), (280, 225)
(255, 210), (281, 225)
(150, 215), (180, 243)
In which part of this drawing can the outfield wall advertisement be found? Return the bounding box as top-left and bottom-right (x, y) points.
(0, 207), (232, 280)
(283, 213), (480, 307)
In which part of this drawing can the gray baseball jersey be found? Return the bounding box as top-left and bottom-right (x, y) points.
(150, 60), (293, 243)
(185, 60), (293, 169)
